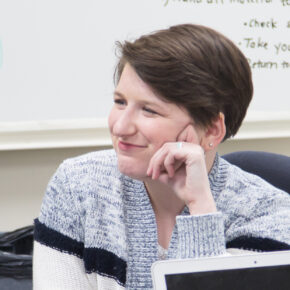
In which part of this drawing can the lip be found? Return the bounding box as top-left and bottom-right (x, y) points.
(118, 141), (146, 151)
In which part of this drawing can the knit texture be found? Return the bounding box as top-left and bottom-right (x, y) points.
(34, 149), (290, 289)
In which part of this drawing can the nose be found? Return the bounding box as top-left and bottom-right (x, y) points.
(112, 108), (137, 137)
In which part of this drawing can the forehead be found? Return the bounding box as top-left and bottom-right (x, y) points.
(116, 64), (159, 97)
(116, 64), (178, 106)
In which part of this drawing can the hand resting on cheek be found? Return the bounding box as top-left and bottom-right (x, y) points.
(146, 124), (217, 215)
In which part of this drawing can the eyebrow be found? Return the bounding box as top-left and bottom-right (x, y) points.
(114, 90), (162, 106)
(113, 90), (171, 117)
(113, 91), (125, 98)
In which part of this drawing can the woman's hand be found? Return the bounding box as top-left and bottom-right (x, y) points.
(146, 125), (217, 215)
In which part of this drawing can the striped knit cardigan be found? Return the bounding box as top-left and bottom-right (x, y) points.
(34, 150), (290, 289)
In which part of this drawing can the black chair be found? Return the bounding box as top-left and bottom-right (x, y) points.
(0, 225), (33, 290)
(222, 151), (290, 194)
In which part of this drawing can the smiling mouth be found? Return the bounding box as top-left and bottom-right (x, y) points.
(118, 141), (146, 150)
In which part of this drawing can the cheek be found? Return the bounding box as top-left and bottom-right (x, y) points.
(145, 123), (179, 151)
(108, 108), (117, 133)
(108, 109), (119, 150)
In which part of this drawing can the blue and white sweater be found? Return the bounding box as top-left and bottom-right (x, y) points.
(34, 149), (290, 289)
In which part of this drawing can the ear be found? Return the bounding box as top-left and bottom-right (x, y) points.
(200, 112), (226, 152)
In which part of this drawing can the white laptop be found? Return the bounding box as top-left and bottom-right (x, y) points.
(151, 250), (290, 290)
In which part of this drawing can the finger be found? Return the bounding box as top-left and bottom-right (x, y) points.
(185, 125), (200, 144)
(163, 152), (176, 178)
(147, 145), (165, 177)
(156, 148), (186, 181)
(177, 123), (200, 144)
(146, 163), (152, 177)
(147, 145), (165, 176)
(152, 162), (163, 180)
(157, 172), (171, 185)
(150, 143), (176, 180)
(150, 147), (168, 180)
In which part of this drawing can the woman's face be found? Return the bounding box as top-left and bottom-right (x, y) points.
(108, 63), (202, 180)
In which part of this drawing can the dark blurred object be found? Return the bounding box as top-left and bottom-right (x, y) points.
(0, 225), (33, 256)
(223, 151), (290, 194)
(0, 225), (33, 290)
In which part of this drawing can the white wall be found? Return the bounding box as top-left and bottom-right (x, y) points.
(0, 146), (109, 232)
(0, 0), (290, 122)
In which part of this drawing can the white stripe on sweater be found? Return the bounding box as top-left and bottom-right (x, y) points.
(33, 241), (125, 290)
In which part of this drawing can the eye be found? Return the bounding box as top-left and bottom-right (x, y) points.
(143, 107), (158, 115)
(114, 98), (126, 106)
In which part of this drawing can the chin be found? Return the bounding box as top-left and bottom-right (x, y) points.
(117, 158), (147, 180)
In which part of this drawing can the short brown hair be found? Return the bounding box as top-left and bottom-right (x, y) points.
(115, 24), (253, 140)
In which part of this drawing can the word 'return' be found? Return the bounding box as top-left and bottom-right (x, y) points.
(248, 59), (290, 69)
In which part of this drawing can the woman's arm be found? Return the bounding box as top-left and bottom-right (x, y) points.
(146, 128), (226, 258)
(175, 212), (226, 259)
(33, 162), (97, 290)
(33, 241), (98, 290)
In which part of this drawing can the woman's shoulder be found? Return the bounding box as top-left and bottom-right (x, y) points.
(45, 149), (122, 200)
(63, 148), (117, 167)
(58, 149), (119, 177)
(38, 149), (123, 237)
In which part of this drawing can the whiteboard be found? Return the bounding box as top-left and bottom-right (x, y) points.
(0, 0), (289, 122)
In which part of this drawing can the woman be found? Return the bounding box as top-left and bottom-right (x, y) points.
(33, 24), (290, 289)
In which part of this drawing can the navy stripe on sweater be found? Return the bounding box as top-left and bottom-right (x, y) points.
(34, 219), (127, 286)
(226, 236), (290, 252)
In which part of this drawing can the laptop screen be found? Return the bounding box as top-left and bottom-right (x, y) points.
(165, 264), (290, 290)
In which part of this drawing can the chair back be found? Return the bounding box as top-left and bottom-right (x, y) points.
(222, 151), (290, 194)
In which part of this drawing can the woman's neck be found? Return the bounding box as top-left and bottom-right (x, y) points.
(144, 179), (185, 217)
(144, 179), (184, 249)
